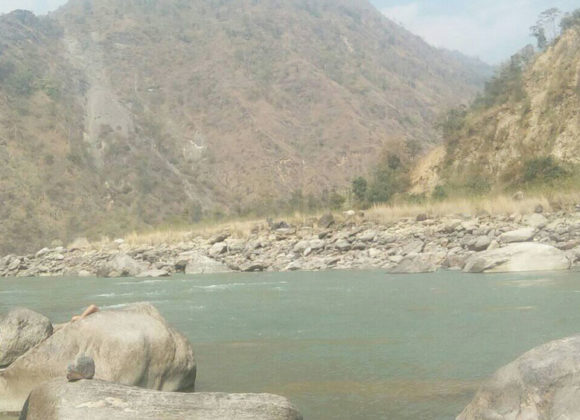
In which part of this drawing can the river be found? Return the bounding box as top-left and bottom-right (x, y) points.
(1, 270), (580, 419)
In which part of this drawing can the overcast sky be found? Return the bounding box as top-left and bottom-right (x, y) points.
(0, 0), (577, 64)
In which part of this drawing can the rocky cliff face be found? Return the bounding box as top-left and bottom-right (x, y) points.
(0, 0), (490, 253)
(415, 26), (580, 194)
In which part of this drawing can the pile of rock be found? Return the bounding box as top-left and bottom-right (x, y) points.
(1, 208), (580, 278)
(0, 304), (302, 419)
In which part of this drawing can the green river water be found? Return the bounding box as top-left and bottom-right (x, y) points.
(1, 269), (580, 419)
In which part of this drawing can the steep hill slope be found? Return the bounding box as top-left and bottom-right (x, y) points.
(0, 0), (489, 253)
(417, 20), (580, 195)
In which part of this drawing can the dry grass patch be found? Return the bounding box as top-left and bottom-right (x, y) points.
(113, 191), (580, 248)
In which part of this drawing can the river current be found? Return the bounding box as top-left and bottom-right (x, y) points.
(1, 270), (580, 419)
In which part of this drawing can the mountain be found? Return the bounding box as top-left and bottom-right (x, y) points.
(412, 18), (580, 196)
(0, 0), (490, 254)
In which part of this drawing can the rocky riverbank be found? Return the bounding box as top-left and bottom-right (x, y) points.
(1, 207), (580, 278)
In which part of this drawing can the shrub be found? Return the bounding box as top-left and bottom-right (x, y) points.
(352, 176), (368, 202)
(523, 156), (567, 184)
(432, 185), (447, 201)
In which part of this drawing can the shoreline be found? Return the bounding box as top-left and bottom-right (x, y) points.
(1, 206), (579, 279)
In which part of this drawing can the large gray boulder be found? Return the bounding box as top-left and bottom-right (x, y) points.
(20, 379), (303, 420)
(105, 254), (147, 277)
(457, 335), (580, 420)
(182, 251), (231, 275)
(464, 243), (571, 273)
(389, 253), (444, 274)
(0, 303), (196, 413)
(0, 308), (53, 368)
(499, 227), (536, 243)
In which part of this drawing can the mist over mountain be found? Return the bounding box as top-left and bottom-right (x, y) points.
(0, 0), (490, 253)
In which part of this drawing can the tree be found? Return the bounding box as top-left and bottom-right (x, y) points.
(531, 8), (561, 49)
(560, 9), (580, 31)
(530, 24), (547, 50)
(352, 177), (368, 202)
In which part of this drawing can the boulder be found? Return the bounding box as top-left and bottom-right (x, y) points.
(335, 239), (351, 251)
(20, 379), (303, 420)
(317, 213), (335, 229)
(389, 253), (443, 274)
(182, 252), (231, 275)
(499, 227), (536, 243)
(524, 213), (548, 229)
(469, 236), (491, 252)
(464, 243), (571, 273)
(241, 262), (267, 272)
(0, 308), (53, 368)
(208, 232), (230, 245)
(0, 303), (196, 412)
(208, 242), (228, 258)
(136, 269), (170, 278)
(457, 335), (580, 420)
(105, 254), (147, 277)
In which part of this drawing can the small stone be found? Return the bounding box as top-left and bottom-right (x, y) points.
(317, 213), (335, 229)
(66, 355), (95, 382)
(241, 262), (266, 272)
(535, 204), (544, 214)
(470, 236), (491, 252)
(416, 213), (428, 222)
(208, 232), (230, 245)
(208, 242), (228, 257)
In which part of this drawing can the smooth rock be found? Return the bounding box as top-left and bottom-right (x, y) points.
(0, 308), (53, 368)
(389, 253), (443, 274)
(208, 232), (230, 245)
(136, 269), (170, 278)
(464, 243), (571, 273)
(0, 303), (196, 412)
(20, 379), (303, 420)
(499, 227), (536, 243)
(241, 262), (266, 272)
(106, 254), (147, 277)
(317, 213), (335, 229)
(524, 213), (548, 229)
(208, 242), (228, 258)
(335, 239), (351, 251)
(182, 252), (231, 275)
(457, 335), (580, 420)
(67, 355), (95, 381)
(470, 236), (491, 252)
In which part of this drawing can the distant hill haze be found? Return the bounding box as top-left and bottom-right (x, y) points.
(0, 0), (490, 253)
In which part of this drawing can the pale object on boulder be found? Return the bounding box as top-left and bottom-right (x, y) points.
(464, 243), (570, 273)
(0, 303), (196, 413)
(20, 379), (303, 420)
(457, 335), (580, 420)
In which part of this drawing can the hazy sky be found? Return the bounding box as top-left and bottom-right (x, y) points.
(0, 0), (577, 63)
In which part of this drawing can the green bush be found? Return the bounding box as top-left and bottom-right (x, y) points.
(465, 175), (491, 195)
(352, 176), (368, 202)
(432, 185), (447, 201)
(523, 156), (568, 184)
(560, 9), (580, 31)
